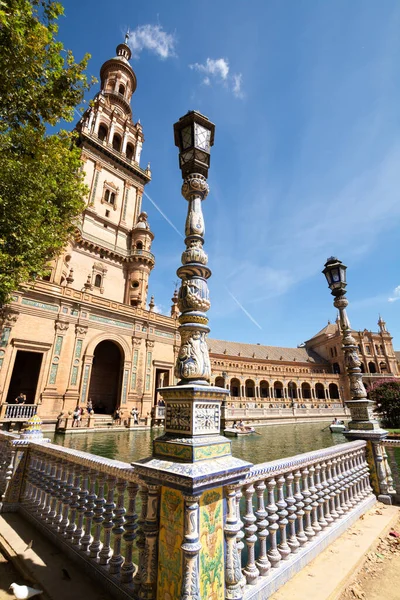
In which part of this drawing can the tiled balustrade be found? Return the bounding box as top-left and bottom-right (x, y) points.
(224, 440), (375, 599)
(0, 433), (377, 599)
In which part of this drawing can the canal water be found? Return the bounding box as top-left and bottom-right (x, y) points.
(50, 421), (347, 465)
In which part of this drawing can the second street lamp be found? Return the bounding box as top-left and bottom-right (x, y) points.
(322, 257), (382, 434)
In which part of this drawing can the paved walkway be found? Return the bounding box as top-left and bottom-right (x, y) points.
(0, 514), (107, 600)
(270, 503), (399, 600)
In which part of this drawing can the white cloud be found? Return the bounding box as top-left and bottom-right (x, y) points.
(190, 58), (230, 82)
(190, 58), (243, 97)
(152, 303), (164, 314)
(232, 73), (243, 98)
(388, 285), (400, 302)
(128, 25), (176, 59)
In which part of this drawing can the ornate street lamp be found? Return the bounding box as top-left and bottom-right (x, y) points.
(322, 257), (382, 434)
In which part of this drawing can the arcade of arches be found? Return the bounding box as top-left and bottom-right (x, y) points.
(219, 377), (340, 404)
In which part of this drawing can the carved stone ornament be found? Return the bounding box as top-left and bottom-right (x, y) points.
(1, 308), (19, 327)
(55, 320), (69, 332)
(181, 173), (209, 202)
(345, 347), (361, 369)
(132, 337), (142, 346)
(175, 329), (211, 381)
(75, 324), (88, 336)
(146, 340), (155, 349)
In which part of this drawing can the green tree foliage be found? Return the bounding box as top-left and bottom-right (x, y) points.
(0, 0), (93, 304)
(368, 379), (400, 428)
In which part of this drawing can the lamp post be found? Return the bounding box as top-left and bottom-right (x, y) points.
(322, 257), (394, 503)
(322, 257), (381, 433)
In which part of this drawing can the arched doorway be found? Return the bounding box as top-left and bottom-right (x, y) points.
(315, 383), (325, 400)
(368, 362), (377, 374)
(215, 376), (225, 388)
(87, 340), (122, 414)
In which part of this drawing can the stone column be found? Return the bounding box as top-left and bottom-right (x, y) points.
(133, 111), (251, 600)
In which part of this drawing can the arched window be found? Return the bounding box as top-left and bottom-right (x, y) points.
(215, 376), (225, 388)
(260, 381), (269, 398)
(136, 241), (143, 250)
(126, 143), (134, 160)
(98, 124), (108, 142)
(380, 362), (388, 373)
(112, 133), (121, 152)
(333, 362), (341, 374)
(274, 381), (283, 399)
(301, 382), (311, 399)
(329, 383), (339, 399)
(245, 379), (255, 398)
(288, 381), (297, 399)
(94, 274), (102, 288)
(360, 363), (366, 373)
(368, 362), (377, 374)
(230, 378), (240, 397)
(315, 383), (325, 399)
(119, 83), (125, 96)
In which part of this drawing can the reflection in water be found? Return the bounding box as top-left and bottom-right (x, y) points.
(50, 422), (347, 464)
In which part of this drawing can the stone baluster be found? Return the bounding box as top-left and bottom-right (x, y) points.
(349, 452), (359, 505)
(347, 452), (357, 507)
(308, 465), (321, 534)
(81, 469), (97, 552)
(32, 454), (45, 510)
(266, 478), (281, 569)
(34, 453), (47, 513)
(320, 461), (333, 524)
(48, 459), (62, 526)
(23, 453), (37, 505)
(54, 462), (69, 531)
(73, 466), (89, 546)
(381, 445), (395, 495)
(224, 485), (244, 598)
(374, 443), (389, 498)
(276, 475), (290, 560)
(285, 472), (300, 554)
(336, 456), (347, 513)
(301, 467), (315, 539)
(293, 470), (307, 547)
(180, 495), (202, 600)
(99, 475), (117, 565)
(1, 445), (16, 503)
(60, 464), (74, 535)
(235, 488), (245, 573)
(326, 459), (338, 521)
(66, 466), (81, 541)
(133, 485), (148, 594)
(121, 481), (139, 584)
(242, 483), (259, 584)
(109, 479), (127, 575)
(331, 457), (344, 516)
(314, 463), (327, 529)
(140, 484), (160, 600)
(89, 473), (106, 559)
(357, 450), (368, 499)
(43, 457), (56, 521)
(341, 455), (352, 511)
(254, 479), (271, 576)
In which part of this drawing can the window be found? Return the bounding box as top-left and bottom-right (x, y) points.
(126, 143), (134, 160)
(136, 241), (143, 250)
(104, 189), (116, 206)
(112, 134), (121, 152)
(105, 210), (110, 217)
(131, 281), (139, 289)
(98, 124), (108, 142)
(366, 345), (371, 354)
(94, 274), (102, 288)
(119, 84), (125, 96)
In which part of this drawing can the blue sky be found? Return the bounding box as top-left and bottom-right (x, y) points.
(58, 0), (400, 349)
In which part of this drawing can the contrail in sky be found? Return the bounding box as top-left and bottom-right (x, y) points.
(143, 190), (183, 238)
(226, 289), (263, 330)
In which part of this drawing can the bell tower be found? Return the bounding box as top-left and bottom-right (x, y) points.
(54, 38), (154, 304)
(125, 212), (155, 308)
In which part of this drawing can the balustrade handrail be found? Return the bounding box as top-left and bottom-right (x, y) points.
(28, 440), (140, 482)
(245, 439), (366, 483)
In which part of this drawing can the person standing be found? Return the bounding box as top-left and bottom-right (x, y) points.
(15, 392), (26, 404)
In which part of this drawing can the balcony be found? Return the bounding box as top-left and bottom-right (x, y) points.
(0, 404), (38, 421)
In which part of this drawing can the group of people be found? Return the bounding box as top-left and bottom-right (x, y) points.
(72, 400), (94, 427)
